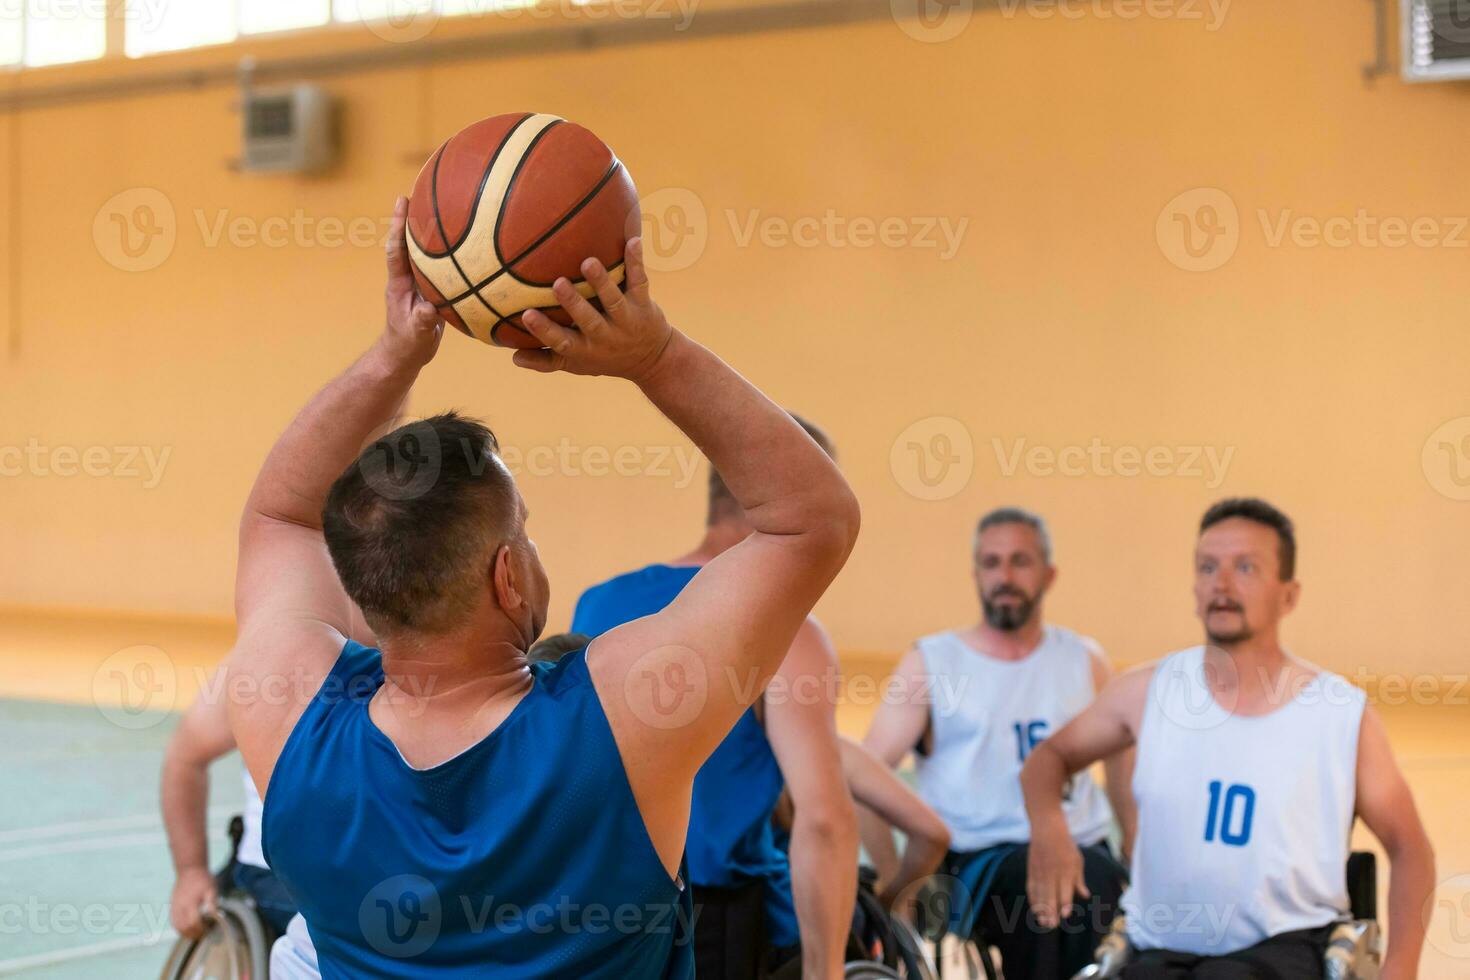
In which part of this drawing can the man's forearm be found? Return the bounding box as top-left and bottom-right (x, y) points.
(857, 805), (901, 887)
(790, 811), (859, 978)
(883, 830), (947, 911)
(245, 341), (420, 531)
(160, 753), (210, 873)
(1381, 835), (1435, 979)
(1021, 744), (1073, 837)
(635, 332), (856, 541)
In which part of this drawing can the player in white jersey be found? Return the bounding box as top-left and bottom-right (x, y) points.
(863, 507), (1135, 977)
(162, 665), (299, 938)
(1022, 498), (1436, 979)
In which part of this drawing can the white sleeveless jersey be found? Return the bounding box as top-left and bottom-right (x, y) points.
(913, 625), (1113, 852)
(236, 768), (269, 870)
(1122, 646), (1365, 956)
(270, 914), (321, 980)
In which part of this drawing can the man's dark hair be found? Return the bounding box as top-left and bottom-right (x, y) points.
(1199, 497), (1296, 581)
(974, 507), (1052, 564)
(323, 412), (518, 636)
(707, 413), (835, 526)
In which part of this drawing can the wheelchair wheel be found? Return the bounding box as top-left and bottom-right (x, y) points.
(158, 896), (271, 980)
(845, 963), (903, 979)
(886, 915), (938, 980)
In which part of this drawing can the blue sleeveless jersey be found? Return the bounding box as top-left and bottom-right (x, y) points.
(261, 640), (694, 979)
(573, 564), (799, 948)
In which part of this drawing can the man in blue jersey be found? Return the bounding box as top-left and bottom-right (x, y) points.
(1023, 499), (1435, 980)
(223, 199), (860, 979)
(572, 420), (858, 980)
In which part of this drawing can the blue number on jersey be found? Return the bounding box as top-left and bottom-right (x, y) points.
(1012, 720), (1049, 762)
(1203, 780), (1256, 846)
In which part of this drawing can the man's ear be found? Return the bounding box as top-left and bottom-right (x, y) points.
(492, 544), (523, 613)
(1281, 579), (1301, 615)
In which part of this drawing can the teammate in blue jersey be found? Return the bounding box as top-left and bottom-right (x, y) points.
(572, 418), (861, 980)
(223, 199), (860, 979)
(1023, 498), (1435, 980)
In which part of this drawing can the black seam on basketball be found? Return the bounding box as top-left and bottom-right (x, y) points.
(429, 145), (481, 301)
(491, 118), (565, 269)
(407, 143), (448, 257)
(441, 159), (627, 304)
(453, 111), (536, 257)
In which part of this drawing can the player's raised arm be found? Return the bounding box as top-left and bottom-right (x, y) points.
(1021, 664), (1150, 928)
(516, 239), (860, 863)
(229, 197), (442, 789)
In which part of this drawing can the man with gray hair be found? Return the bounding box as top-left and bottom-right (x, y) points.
(863, 507), (1133, 977)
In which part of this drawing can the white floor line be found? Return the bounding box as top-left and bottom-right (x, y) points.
(0, 830), (168, 863)
(0, 931), (177, 975)
(0, 806), (235, 845)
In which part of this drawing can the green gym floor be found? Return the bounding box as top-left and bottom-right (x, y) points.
(0, 697), (244, 978)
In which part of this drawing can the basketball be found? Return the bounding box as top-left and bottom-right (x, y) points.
(405, 112), (640, 348)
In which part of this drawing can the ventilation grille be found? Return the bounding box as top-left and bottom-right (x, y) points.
(1404, 0), (1470, 80)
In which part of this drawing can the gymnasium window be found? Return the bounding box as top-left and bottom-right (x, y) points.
(1, 0), (542, 69)
(127, 1), (335, 58)
(3, 4), (106, 68)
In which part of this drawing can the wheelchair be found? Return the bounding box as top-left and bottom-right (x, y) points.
(1071, 851), (1382, 980)
(760, 867), (938, 980)
(158, 816), (276, 980)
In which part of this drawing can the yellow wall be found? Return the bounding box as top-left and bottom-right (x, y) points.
(1, 1), (1467, 679)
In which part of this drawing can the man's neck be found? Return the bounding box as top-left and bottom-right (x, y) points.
(377, 626), (533, 716)
(961, 617), (1047, 661)
(1203, 632), (1300, 713)
(671, 520), (749, 566)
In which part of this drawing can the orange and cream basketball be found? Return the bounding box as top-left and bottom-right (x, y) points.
(406, 112), (640, 349)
